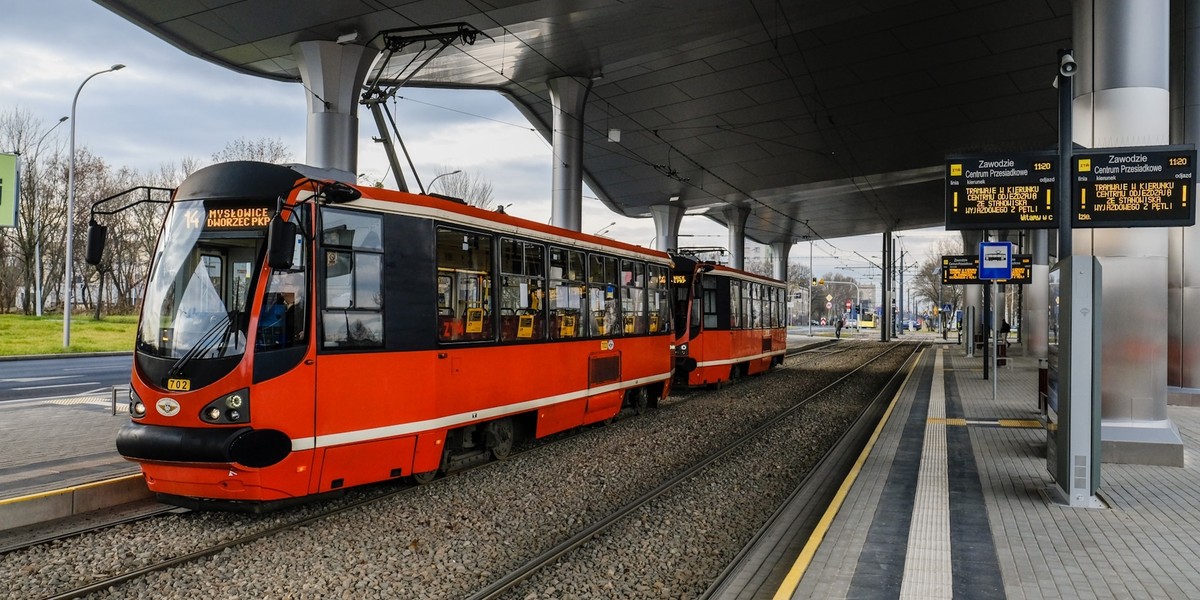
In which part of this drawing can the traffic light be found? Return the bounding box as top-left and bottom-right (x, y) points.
(811, 277), (824, 285)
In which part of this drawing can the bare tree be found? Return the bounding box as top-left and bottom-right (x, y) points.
(910, 237), (965, 322)
(430, 167), (495, 210)
(0, 108), (67, 314)
(212, 137), (292, 164)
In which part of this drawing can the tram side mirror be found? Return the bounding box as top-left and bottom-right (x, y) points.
(85, 221), (107, 266)
(267, 216), (300, 270)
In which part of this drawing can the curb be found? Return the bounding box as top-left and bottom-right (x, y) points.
(0, 475), (153, 533)
(0, 351), (132, 362)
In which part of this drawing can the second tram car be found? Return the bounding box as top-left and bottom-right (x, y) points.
(670, 254), (787, 388)
(98, 161), (674, 508)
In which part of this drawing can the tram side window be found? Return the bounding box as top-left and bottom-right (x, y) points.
(763, 284), (772, 328)
(647, 264), (669, 334)
(621, 260), (647, 335)
(729, 280), (740, 329)
(588, 254), (619, 337)
(741, 282), (753, 328)
(701, 276), (719, 329)
(739, 282), (750, 330)
(258, 207), (309, 350)
(321, 208), (384, 349)
(436, 227), (494, 342)
(767, 287), (777, 328)
(777, 286), (787, 328)
(770, 286), (777, 328)
(548, 246), (586, 339)
(500, 238), (546, 342)
(759, 284), (769, 328)
(765, 285), (773, 328)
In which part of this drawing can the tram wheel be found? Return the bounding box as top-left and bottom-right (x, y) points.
(629, 387), (650, 415)
(411, 470), (438, 485)
(488, 418), (515, 461)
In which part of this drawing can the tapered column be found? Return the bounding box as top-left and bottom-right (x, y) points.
(769, 240), (792, 282)
(651, 203), (685, 254)
(293, 41), (373, 177)
(548, 77), (590, 232)
(723, 204), (750, 269)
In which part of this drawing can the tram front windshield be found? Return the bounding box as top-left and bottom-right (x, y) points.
(137, 200), (271, 360)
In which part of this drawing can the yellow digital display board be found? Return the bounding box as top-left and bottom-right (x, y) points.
(1072, 146), (1197, 228)
(941, 254), (1032, 285)
(945, 152), (1058, 230)
(206, 207), (271, 229)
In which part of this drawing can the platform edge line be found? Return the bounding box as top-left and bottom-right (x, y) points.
(770, 346), (926, 600)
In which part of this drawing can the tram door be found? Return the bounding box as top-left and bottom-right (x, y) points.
(252, 209), (318, 492)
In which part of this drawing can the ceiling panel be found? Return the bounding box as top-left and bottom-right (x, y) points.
(95, 0), (1078, 245)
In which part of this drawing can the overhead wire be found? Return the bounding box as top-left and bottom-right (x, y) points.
(365, 0), (869, 246)
(446, 0), (856, 239)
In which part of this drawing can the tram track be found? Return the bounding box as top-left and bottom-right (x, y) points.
(28, 481), (426, 600)
(468, 341), (921, 600)
(3, 341), (918, 599)
(0, 503), (182, 557)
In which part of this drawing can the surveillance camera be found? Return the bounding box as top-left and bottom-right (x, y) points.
(1059, 53), (1077, 77)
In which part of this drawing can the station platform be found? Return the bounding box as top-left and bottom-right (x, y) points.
(777, 338), (1200, 599)
(0, 392), (146, 531)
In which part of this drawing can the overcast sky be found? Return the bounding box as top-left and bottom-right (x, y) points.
(3, 0), (958, 289)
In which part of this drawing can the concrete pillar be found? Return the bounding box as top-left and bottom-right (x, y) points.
(548, 77), (590, 232)
(769, 240), (792, 282)
(961, 230), (984, 331)
(722, 204), (750, 270)
(650, 203), (685, 254)
(1074, 0), (1182, 465)
(292, 41), (373, 177)
(1168, 0), (1200, 406)
(1024, 229), (1050, 360)
(881, 230), (891, 342)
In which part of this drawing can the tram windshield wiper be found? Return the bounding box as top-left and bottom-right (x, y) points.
(168, 313), (233, 377)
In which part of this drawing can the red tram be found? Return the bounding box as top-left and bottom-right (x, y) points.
(97, 161), (673, 508)
(670, 254), (787, 388)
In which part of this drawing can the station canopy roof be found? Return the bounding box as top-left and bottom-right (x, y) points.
(96, 0), (1074, 247)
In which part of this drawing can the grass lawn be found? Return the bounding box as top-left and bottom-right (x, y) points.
(0, 314), (138, 356)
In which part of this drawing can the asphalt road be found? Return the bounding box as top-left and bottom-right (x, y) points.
(0, 355), (133, 403)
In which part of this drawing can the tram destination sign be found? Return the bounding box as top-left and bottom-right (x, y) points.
(941, 254), (1033, 285)
(945, 152), (1057, 230)
(1072, 145), (1197, 228)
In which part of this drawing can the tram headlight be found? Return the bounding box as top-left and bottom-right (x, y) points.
(129, 388), (146, 418)
(201, 388), (250, 424)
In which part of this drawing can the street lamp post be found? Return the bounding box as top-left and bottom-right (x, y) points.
(65, 64), (124, 348)
(427, 169), (462, 194)
(32, 116), (68, 317)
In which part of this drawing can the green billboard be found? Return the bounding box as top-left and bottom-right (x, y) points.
(0, 153), (17, 228)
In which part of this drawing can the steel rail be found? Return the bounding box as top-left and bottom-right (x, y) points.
(465, 341), (919, 600)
